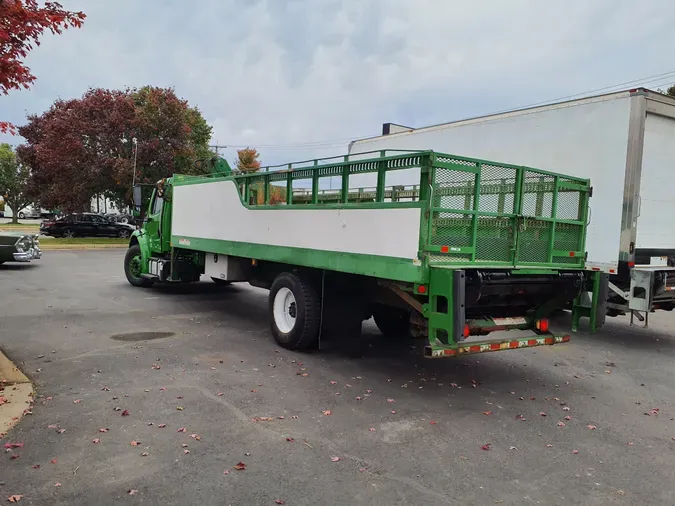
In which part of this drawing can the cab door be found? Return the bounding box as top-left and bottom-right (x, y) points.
(144, 189), (164, 254)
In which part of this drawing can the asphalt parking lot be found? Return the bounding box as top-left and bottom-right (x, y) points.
(1, 250), (675, 505)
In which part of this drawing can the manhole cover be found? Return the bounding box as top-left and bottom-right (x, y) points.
(110, 331), (175, 342)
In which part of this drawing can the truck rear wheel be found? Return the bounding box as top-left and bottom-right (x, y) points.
(373, 304), (412, 338)
(124, 244), (153, 288)
(269, 272), (321, 350)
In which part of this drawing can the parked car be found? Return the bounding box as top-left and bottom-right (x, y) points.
(40, 213), (136, 238)
(0, 232), (42, 264)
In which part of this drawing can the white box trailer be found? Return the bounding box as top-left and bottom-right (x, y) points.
(348, 88), (675, 323)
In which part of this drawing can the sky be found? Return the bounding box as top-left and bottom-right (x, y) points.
(1, 0), (675, 167)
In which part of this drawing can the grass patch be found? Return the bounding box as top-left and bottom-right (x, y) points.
(40, 237), (128, 249)
(0, 222), (40, 228)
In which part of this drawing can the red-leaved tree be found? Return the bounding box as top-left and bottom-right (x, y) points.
(17, 87), (213, 211)
(0, 0), (85, 133)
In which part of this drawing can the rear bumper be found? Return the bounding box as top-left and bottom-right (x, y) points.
(424, 334), (570, 358)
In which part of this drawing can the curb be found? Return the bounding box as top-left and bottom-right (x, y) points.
(41, 245), (127, 251)
(0, 351), (33, 438)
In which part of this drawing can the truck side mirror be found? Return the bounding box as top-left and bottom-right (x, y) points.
(133, 185), (142, 213)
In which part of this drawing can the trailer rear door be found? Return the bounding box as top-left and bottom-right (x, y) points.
(636, 112), (675, 249)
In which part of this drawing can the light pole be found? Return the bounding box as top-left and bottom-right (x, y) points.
(132, 138), (138, 186)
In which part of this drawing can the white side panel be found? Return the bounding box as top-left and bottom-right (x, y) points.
(172, 180), (421, 260)
(636, 113), (675, 249)
(350, 97), (633, 269)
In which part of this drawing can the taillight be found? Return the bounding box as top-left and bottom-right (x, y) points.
(463, 323), (470, 337)
(535, 319), (549, 332)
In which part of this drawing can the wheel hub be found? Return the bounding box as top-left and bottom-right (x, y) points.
(273, 287), (297, 333)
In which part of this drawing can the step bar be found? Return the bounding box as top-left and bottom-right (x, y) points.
(424, 334), (570, 358)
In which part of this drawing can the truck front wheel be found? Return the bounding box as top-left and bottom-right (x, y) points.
(269, 272), (321, 350)
(124, 244), (153, 288)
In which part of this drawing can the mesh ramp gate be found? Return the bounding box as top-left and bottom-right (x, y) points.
(428, 155), (590, 268)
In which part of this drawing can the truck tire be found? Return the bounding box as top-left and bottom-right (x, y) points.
(373, 304), (412, 338)
(124, 244), (153, 288)
(269, 272), (321, 350)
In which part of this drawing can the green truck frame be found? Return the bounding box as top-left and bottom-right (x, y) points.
(124, 150), (606, 358)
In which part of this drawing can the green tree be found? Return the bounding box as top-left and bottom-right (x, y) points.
(0, 143), (32, 224)
(667, 85), (675, 98)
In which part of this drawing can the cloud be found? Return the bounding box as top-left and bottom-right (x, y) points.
(1, 0), (674, 166)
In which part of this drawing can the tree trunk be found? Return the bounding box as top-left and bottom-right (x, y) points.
(11, 214), (18, 224)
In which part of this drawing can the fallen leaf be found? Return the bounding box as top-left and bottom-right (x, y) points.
(101, 386), (110, 391)
(359, 467), (367, 472)
(546, 444), (553, 448)
(330, 456), (340, 462)
(3, 443), (24, 449)
(48, 424), (57, 429)
(366, 389), (373, 394)
(160, 387), (167, 391)
(539, 412), (547, 417)
(234, 462), (246, 471)
(141, 452), (149, 457)
(430, 421), (437, 425)
(98, 428), (109, 433)
(190, 434), (201, 441)
(31, 465), (40, 469)
(277, 416), (285, 420)
(509, 446), (517, 450)
(483, 411), (492, 416)
(92, 439), (101, 444)
(158, 424), (166, 428)
(557, 421), (566, 427)
(7, 495), (22, 503)
(587, 424), (597, 430)
(345, 384), (352, 388)
(391, 410), (397, 414)
(387, 399), (394, 403)
(73, 399), (81, 404)
(176, 406), (184, 411)
(275, 500), (285, 505)
(251, 389), (258, 393)
(57, 428), (65, 434)
(130, 441), (140, 446)
(176, 396), (183, 399)
(177, 428), (187, 433)
(645, 408), (660, 416)
(128, 489), (138, 496)
(181, 444), (188, 448)
(627, 442), (634, 446)
(152, 364), (161, 370)
(330, 381), (337, 385)
(355, 396), (362, 401)
(450, 383), (458, 387)
(217, 392), (224, 396)
(51, 458), (58, 464)
(291, 415), (299, 419)
(564, 416), (572, 421)
(223, 470), (230, 475)
(121, 410), (129, 417)
(286, 437), (295, 442)
(183, 449), (190, 454)
(516, 414), (526, 421)
(322, 410), (332, 416)
(10, 455), (20, 460)
(369, 427), (376, 432)
(572, 449), (579, 454)
(480, 444), (491, 451)
(562, 406), (571, 411)
(54, 483), (61, 487)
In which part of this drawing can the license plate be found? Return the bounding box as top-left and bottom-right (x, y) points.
(492, 317), (527, 326)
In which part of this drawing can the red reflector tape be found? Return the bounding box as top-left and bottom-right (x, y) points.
(562, 335), (571, 342)
(440, 245), (449, 253)
(527, 339), (537, 346)
(544, 337), (554, 345)
(490, 343), (500, 350)
(469, 346), (480, 353)
(509, 341), (519, 349)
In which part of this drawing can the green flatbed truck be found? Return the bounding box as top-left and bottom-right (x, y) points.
(124, 150), (605, 357)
